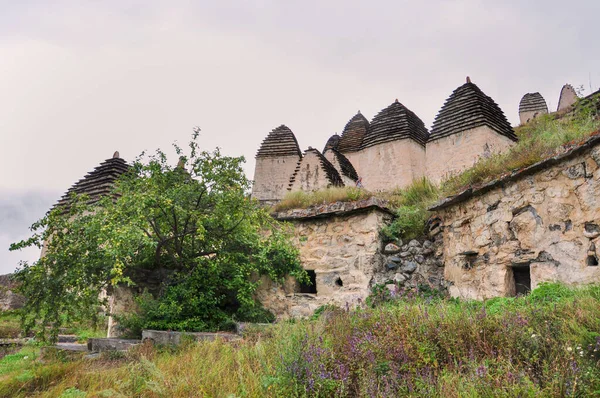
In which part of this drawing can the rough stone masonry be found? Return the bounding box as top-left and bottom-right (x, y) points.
(431, 134), (600, 300)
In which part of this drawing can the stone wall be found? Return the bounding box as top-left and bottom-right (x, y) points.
(258, 199), (445, 318)
(431, 134), (600, 300)
(426, 126), (515, 184)
(252, 154), (301, 204)
(353, 139), (426, 191)
(0, 274), (25, 311)
(519, 110), (544, 125)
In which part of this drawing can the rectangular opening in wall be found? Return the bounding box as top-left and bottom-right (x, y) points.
(298, 270), (317, 294)
(512, 265), (531, 296)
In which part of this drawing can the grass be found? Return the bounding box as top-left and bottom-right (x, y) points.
(440, 110), (600, 196)
(274, 101), (600, 242)
(0, 311), (21, 339)
(0, 283), (598, 397)
(381, 178), (440, 241)
(273, 186), (374, 212)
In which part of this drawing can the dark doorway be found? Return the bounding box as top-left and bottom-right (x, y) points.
(299, 270), (317, 294)
(513, 266), (531, 296)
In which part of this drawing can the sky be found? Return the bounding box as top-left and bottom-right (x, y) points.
(1, 0), (599, 274)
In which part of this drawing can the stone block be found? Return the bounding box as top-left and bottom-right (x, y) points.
(87, 338), (141, 352)
(141, 330), (240, 345)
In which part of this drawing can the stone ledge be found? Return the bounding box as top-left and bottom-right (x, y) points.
(141, 330), (240, 345)
(272, 197), (394, 221)
(429, 132), (600, 211)
(87, 338), (141, 352)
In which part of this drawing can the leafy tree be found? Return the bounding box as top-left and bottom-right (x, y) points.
(10, 132), (304, 342)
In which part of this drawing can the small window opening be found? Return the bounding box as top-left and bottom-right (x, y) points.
(335, 277), (343, 287)
(587, 255), (599, 266)
(299, 270), (317, 294)
(512, 265), (531, 296)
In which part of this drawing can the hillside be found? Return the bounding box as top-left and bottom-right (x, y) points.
(0, 283), (599, 397)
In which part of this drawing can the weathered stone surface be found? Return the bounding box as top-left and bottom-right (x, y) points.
(434, 138), (600, 300)
(0, 274), (25, 311)
(584, 223), (600, 239)
(87, 338), (141, 352)
(401, 262), (418, 274)
(259, 203), (445, 318)
(258, 207), (393, 318)
(383, 243), (401, 254)
(394, 273), (408, 284)
(386, 262), (399, 271)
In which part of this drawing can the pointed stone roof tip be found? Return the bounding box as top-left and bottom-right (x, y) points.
(323, 134), (340, 152)
(519, 92), (548, 114)
(56, 153), (130, 209)
(430, 79), (517, 142)
(361, 100), (429, 148)
(255, 124), (302, 158)
(288, 148), (343, 189)
(557, 84), (578, 112)
(338, 111), (369, 153)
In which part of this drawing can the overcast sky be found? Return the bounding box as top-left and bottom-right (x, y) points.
(1, 0), (599, 274)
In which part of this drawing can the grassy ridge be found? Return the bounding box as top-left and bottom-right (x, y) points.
(1, 283), (599, 397)
(274, 104), (600, 242)
(440, 111), (600, 196)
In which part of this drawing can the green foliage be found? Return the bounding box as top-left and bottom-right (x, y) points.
(309, 304), (340, 320)
(382, 205), (428, 241)
(1, 284), (600, 397)
(10, 131), (304, 341)
(367, 283), (447, 308)
(381, 178), (439, 241)
(60, 387), (87, 398)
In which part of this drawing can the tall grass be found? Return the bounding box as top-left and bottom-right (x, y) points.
(274, 187), (373, 212)
(441, 111), (600, 196)
(381, 177), (439, 241)
(2, 283), (598, 397)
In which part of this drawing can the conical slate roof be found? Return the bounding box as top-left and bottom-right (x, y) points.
(323, 134), (340, 152)
(430, 79), (517, 142)
(338, 112), (369, 152)
(288, 148), (343, 189)
(361, 100), (429, 148)
(519, 93), (548, 114)
(330, 149), (358, 181)
(56, 152), (130, 208)
(255, 125), (302, 158)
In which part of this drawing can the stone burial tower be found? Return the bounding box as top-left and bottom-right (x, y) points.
(251, 125), (302, 205)
(335, 111), (370, 170)
(426, 77), (517, 183)
(518, 92), (548, 124)
(557, 84), (578, 112)
(354, 100), (429, 191)
(288, 147), (344, 192)
(55, 151), (130, 209)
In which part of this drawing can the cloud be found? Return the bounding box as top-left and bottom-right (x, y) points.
(0, 1), (598, 273)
